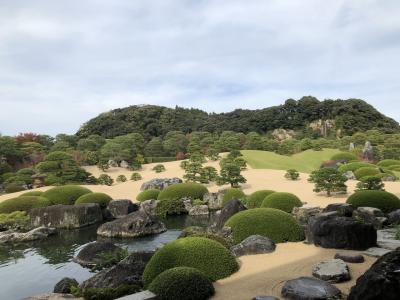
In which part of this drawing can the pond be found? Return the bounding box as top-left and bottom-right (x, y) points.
(0, 214), (215, 300)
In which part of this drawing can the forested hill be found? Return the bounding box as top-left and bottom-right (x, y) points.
(77, 96), (399, 139)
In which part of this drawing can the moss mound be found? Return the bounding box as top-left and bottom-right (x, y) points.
(20, 191), (44, 197)
(387, 165), (400, 171)
(377, 159), (400, 168)
(246, 190), (276, 209)
(136, 189), (161, 202)
(0, 196), (51, 213)
(157, 183), (208, 201)
(346, 190), (400, 213)
(261, 192), (302, 213)
(142, 237), (238, 287)
(75, 192), (112, 208)
(222, 188), (246, 205)
(225, 208), (304, 244)
(338, 162), (375, 173)
(354, 167), (380, 180)
(331, 152), (358, 161)
(148, 267), (215, 300)
(42, 185), (92, 205)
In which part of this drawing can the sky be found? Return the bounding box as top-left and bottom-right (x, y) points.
(0, 0), (399, 136)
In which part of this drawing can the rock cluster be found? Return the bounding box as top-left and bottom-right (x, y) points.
(139, 178), (182, 191)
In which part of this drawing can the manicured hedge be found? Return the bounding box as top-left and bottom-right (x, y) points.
(338, 162), (375, 173)
(148, 267), (215, 300)
(42, 185), (92, 205)
(225, 208), (305, 244)
(346, 190), (400, 213)
(75, 192), (112, 208)
(246, 190), (276, 209)
(261, 192), (302, 213)
(142, 237), (238, 287)
(377, 159), (400, 168)
(387, 165), (400, 171)
(157, 183), (208, 201)
(136, 189), (160, 202)
(354, 167), (380, 180)
(20, 191), (44, 197)
(331, 152), (358, 162)
(4, 183), (26, 193)
(0, 196), (51, 213)
(222, 188), (246, 205)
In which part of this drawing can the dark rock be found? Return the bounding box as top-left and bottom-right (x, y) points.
(74, 241), (122, 267)
(312, 259), (350, 283)
(252, 297), (279, 300)
(214, 199), (247, 229)
(323, 203), (354, 217)
(139, 199), (159, 216)
(80, 251), (154, 289)
(334, 251), (365, 263)
(353, 207), (386, 229)
(292, 205), (322, 226)
(281, 276), (342, 300)
(108, 199), (139, 218)
(53, 278), (79, 294)
(0, 226), (56, 243)
(231, 235), (276, 257)
(308, 213), (376, 250)
(348, 249), (400, 300)
(30, 204), (103, 229)
(97, 210), (166, 238)
(140, 178), (182, 191)
(387, 209), (400, 225)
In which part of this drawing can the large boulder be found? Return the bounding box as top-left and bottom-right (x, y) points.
(80, 251), (154, 289)
(53, 278), (79, 294)
(97, 210), (166, 238)
(74, 241), (122, 267)
(30, 204), (103, 229)
(188, 205), (209, 216)
(139, 199), (159, 216)
(281, 276), (342, 300)
(0, 226), (56, 244)
(230, 235), (276, 257)
(214, 199), (247, 229)
(108, 199), (139, 219)
(292, 205), (322, 225)
(323, 203), (354, 217)
(353, 207), (387, 229)
(348, 249), (400, 300)
(308, 213), (376, 250)
(140, 178), (182, 191)
(312, 259), (350, 283)
(387, 209), (400, 225)
(204, 192), (224, 210)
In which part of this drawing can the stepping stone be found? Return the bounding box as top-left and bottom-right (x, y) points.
(252, 297), (279, 300)
(231, 235), (276, 257)
(312, 259), (350, 283)
(334, 251), (365, 263)
(281, 276), (341, 300)
(363, 247), (392, 257)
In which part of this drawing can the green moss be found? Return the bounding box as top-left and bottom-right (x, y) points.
(42, 185), (92, 205)
(156, 198), (186, 217)
(261, 192), (302, 213)
(338, 162), (375, 173)
(149, 267), (215, 300)
(346, 190), (400, 213)
(179, 227), (233, 249)
(136, 189), (160, 202)
(377, 159), (400, 168)
(72, 284), (140, 300)
(20, 191), (44, 197)
(225, 208), (305, 244)
(75, 192), (112, 208)
(247, 190), (276, 208)
(222, 188), (246, 205)
(142, 237), (238, 287)
(0, 211), (30, 230)
(0, 196), (51, 213)
(157, 183), (208, 201)
(354, 167), (380, 180)
(330, 152), (358, 161)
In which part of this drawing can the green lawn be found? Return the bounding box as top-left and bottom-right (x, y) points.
(241, 149), (341, 173)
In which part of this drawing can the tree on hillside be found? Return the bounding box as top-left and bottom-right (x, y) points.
(163, 131), (189, 156)
(145, 137), (165, 157)
(308, 167), (347, 196)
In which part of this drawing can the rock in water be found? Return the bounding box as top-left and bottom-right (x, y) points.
(214, 199), (246, 229)
(348, 249), (400, 300)
(74, 241), (122, 267)
(108, 199), (138, 218)
(281, 276), (341, 300)
(231, 235), (276, 257)
(334, 251), (364, 263)
(139, 199), (159, 216)
(312, 259), (350, 283)
(53, 278), (79, 293)
(97, 210), (166, 238)
(0, 226), (56, 244)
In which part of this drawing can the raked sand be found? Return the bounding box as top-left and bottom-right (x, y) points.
(2, 160), (398, 299)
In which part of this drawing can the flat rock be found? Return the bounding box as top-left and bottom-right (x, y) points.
(377, 228), (400, 250)
(334, 251), (364, 263)
(53, 278), (79, 294)
(108, 200), (138, 218)
(312, 259), (350, 283)
(22, 294), (83, 300)
(231, 235), (276, 257)
(188, 205), (209, 216)
(281, 276), (342, 300)
(74, 241), (122, 267)
(115, 290), (157, 300)
(0, 226), (56, 244)
(363, 247), (392, 257)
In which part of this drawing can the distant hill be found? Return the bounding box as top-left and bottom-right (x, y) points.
(76, 96), (399, 139)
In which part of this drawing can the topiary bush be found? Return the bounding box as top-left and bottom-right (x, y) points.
(247, 190), (276, 209)
(225, 208), (305, 244)
(285, 169), (300, 180)
(98, 174), (114, 186)
(179, 226), (233, 249)
(20, 191), (44, 197)
(157, 183), (208, 201)
(377, 159), (400, 168)
(222, 188), (246, 205)
(148, 267), (215, 300)
(136, 189), (160, 202)
(75, 192), (112, 208)
(0, 196), (51, 213)
(354, 167), (380, 180)
(130, 172), (142, 181)
(142, 237), (238, 287)
(42, 185), (92, 205)
(4, 183), (26, 193)
(116, 175), (127, 183)
(338, 162), (376, 173)
(261, 192), (302, 213)
(346, 190), (400, 213)
(387, 165), (400, 171)
(153, 164), (166, 173)
(331, 152), (358, 162)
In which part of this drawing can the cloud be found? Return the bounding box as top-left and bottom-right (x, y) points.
(0, 0), (399, 135)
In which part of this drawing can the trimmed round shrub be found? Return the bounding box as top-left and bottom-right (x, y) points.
(4, 183), (26, 193)
(0, 196), (51, 213)
(331, 152), (358, 162)
(387, 165), (400, 171)
(222, 188), (246, 205)
(377, 159), (400, 168)
(142, 237), (238, 287)
(346, 190), (400, 213)
(338, 162), (375, 173)
(225, 208), (305, 244)
(44, 174), (64, 186)
(130, 172), (142, 181)
(75, 192), (112, 208)
(157, 183), (208, 201)
(42, 185), (92, 205)
(354, 167), (380, 180)
(20, 191), (44, 197)
(179, 226), (233, 249)
(153, 164), (166, 173)
(148, 267), (215, 300)
(137, 189), (160, 202)
(261, 192), (302, 213)
(247, 190), (275, 209)
(116, 175), (127, 183)
(98, 174), (114, 186)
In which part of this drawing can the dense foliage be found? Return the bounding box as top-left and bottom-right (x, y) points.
(42, 185), (92, 205)
(0, 211), (30, 230)
(346, 190), (400, 213)
(157, 183), (208, 201)
(338, 162), (376, 173)
(354, 167), (381, 180)
(247, 190), (276, 208)
(222, 188), (246, 205)
(136, 189), (160, 202)
(308, 167), (348, 196)
(355, 176), (385, 191)
(75, 192), (112, 208)
(284, 169), (300, 180)
(0, 196), (51, 213)
(261, 192), (302, 213)
(330, 152), (358, 162)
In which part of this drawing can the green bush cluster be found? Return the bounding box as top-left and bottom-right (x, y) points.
(148, 267), (215, 300)
(75, 192), (112, 208)
(247, 190), (275, 209)
(0, 211), (30, 230)
(346, 190), (400, 213)
(156, 198), (186, 217)
(116, 175), (127, 183)
(377, 159), (400, 168)
(20, 191), (44, 197)
(4, 183), (26, 193)
(261, 192), (302, 213)
(142, 237), (238, 287)
(0, 196), (51, 213)
(136, 189), (160, 202)
(222, 188), (246, 205)
(354, 167), (380, 180)
(130, 172), (142, 181)
(338, 162), (375, 173)
(98, 174), (114, 186)
(285, 169), (300, 180)
(157, 183), (208, 201)
(42, 185), (92, 205)
(330, 152), (358, 161)
(225, 208), (305, 244)
(153, 164), (166, 173)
